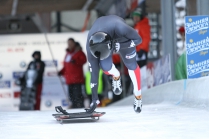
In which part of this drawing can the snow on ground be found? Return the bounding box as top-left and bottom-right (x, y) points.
(2, 78), (209, 139)
(0, 104), (209, 139)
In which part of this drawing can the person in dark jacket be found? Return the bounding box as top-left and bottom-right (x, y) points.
(58, 38), (87, 108)
(27, 51), (45, 110)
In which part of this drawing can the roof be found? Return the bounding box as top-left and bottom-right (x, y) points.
(0, 0), (161, 15)
(0, 0), (98, 15)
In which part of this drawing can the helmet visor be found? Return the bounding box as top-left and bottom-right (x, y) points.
(90, 43), (112, 60)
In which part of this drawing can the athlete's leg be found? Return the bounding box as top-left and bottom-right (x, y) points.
(100, 53), (122, 95)
(119, 44), (142, 113)
(119, 47), (141, 96)
(100, 53), (120, 78)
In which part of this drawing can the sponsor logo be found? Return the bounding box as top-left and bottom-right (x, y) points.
(14, 92), (21, 98)
(128, 40), (135, 48)
(186, 37), (209, 55)
(7, 48), (24, 53)
(13, 72), (24, 79)
(45, 100), (52, 107)
(126, 51), (136, 59)
(0, 73), (2, 79)
(115, 43), (120, 52)
(0, 81), (11, 88)
(20, 61), (26, 68)
(199, 29), (207, 35)
(187, 59), (209, 76)
(0, 92), (12, 98)
(44, 60), (57, 67)
(62, 99), (69, 106)
(186, 17), (209, 34)
(90, 83), (97, 88)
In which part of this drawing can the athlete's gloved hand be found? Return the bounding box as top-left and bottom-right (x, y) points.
(86, 100), (100, 113)
(114, 42), (120, 53)
(86, 102), (97, 113)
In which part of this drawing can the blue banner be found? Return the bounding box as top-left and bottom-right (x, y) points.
(185, 15), (209, 78)
(0, 81), (11, 88)
(13, 72), (24, 79)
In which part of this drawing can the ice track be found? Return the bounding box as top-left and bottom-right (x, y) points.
(0, 104), (209, 139)
(1, 77), (209, 139)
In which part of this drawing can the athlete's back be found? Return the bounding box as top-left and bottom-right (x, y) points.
(87, 15), (141, 46)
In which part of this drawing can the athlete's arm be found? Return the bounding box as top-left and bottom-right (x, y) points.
(116, 22), (142, 46)
(86, 43), (100, 103)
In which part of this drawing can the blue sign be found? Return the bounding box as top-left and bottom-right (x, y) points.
(13, 72), (24, 79)
(0, 81), (11, 88)
(44, 60), (57, 67)
(61, 99), (69, 107)
(185, 15), (209, 78)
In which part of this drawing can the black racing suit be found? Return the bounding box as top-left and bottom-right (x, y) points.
(86, 15), (142, 104)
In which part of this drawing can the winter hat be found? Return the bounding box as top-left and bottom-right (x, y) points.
(132, 8), (142, 17)
(178, 26), (185, 34)
(32, 51), (41, 59)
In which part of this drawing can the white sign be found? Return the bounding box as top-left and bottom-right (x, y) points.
(0, 32), (88, 111)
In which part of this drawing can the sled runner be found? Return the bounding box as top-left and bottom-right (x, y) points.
(52, 106), (105, 123)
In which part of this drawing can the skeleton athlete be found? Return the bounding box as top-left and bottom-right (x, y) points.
(86, 15), (142, 113)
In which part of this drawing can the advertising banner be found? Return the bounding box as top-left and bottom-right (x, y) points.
(0, 32), (171, 110)
(0, 32), (88, 111)
(185, 15), (209, 78)
(140, 66), (147, 91)
(146, 54), (171, 89)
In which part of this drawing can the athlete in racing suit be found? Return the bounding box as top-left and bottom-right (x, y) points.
(86, 15), (142, 113)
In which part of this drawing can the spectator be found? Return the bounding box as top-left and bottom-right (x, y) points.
(175, 26), (187, 80)
(175, 52), (187, 80)
(27, 51), (45, 110)
(179, 26), (186, 52)
(132, 8), (151, 68)
(58, 38), (87, 108)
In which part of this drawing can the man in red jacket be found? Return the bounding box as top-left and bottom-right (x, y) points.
(132, 8), (151, 68)
(58, 38), (87, 108)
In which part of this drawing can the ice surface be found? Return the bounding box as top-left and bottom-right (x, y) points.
(1, 77), (209, 139)
(0, 104), (209, 139)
